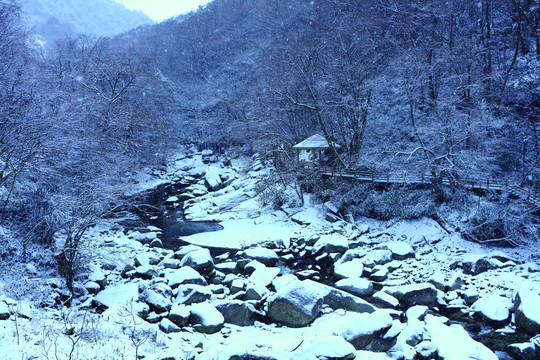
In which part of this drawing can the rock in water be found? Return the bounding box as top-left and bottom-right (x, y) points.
(267, 280), (324, 327)
(514, 288), (540, 334)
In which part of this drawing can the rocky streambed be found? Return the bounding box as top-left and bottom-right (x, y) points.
(1, 149), (540, 359)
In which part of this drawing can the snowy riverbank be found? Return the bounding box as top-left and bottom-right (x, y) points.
(1, 148), (540, 359)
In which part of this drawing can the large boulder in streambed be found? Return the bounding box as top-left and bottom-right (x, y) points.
(179, 248), (214, 274)
(204, 166), (222, 191)
(267, 280), (324, 327)
(383, 283), (438, 309)
(514, 288), (540, 334)
(189, 302), (224, 334)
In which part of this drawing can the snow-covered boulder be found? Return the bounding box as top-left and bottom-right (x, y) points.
(94, 283), (139, 309)
(335, 278), (374, 297)
(141, 288), (172, 312)
(313, 234), (349, 254)
(243, 282), (269, 301)
(370, 266), (389, 282)
(425, 315), (498, 360)
(175, 284), (212, 305)
(471, 295), (512, 324)
(241, 248), (279, 266)
(165, 266), (207, 288)
(361, 249), (393, 267)
(213, 299), (259, 326)
(384, 283), (438, 309)
(372, 291), (400, 309)
(159, 318), (181, 333)
(179, 248), (214, 274)
(85, 281), (101, 295)
(508, 341), (539, 360)
(339, 310), (394, 350)
(334, 259), (365, 279)
(459, 255), (499, 275)
(189, 302), (224, 334)
(249, 266), (280, 287)
(267, 280), (325, 327)
(272, 274), (299, 292)
(319, 283), (376, 314)
(514, 288), (540, 334)
(380, 241), (415, 260)
(168, 304), (190, 327)
(204, 166), (222, 191)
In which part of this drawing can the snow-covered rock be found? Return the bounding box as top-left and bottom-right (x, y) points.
(318, 283), (376, 314)
(165, 266), (207, 288)
(335, 278), (374, 297)
(267, 280), (325, 327)
(313, 234), (349, 254)
(361, 249), (393, 267)
(159, 318), (181, 333)
(334, 259), (365, 279)
(204, 166), (223, 191)
(338, 310), (394, 350)
(243, 282), (269, 301)
(141, 288), (172, 312)
(381, 241), (415, 260)
(175, 284), (212, 305)
(94, 283), (139, 308)
(179, 248), (214, 274)
(471, 295), (512, 324)
(85, 281), (101, 294)
(384, 283), (438, 308)
(514, 287), (540, 334)
(189, 302), (224, 334)
(460, 255), (499, 275)
(372, 291), (400, 309)
(249, 266), (280, 287)
(168, 304), (190, 327)
(425, 315), (498, 360)
(214, 299), (259, 326)
(241, 248), (279, 266)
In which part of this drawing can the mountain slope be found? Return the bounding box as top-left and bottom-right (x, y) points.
(19, 0), (153, 40)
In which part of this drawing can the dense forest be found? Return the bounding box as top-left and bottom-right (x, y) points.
(1, 0), (540, 285)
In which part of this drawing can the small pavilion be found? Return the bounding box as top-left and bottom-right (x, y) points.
(293, 134), (330, 168)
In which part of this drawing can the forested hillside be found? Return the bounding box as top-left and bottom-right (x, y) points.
(128, 0), (539, 182)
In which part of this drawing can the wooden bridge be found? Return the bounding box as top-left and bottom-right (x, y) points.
(316, 166), (540, 212)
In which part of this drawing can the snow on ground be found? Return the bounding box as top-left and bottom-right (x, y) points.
(1, 149), (540, 360)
